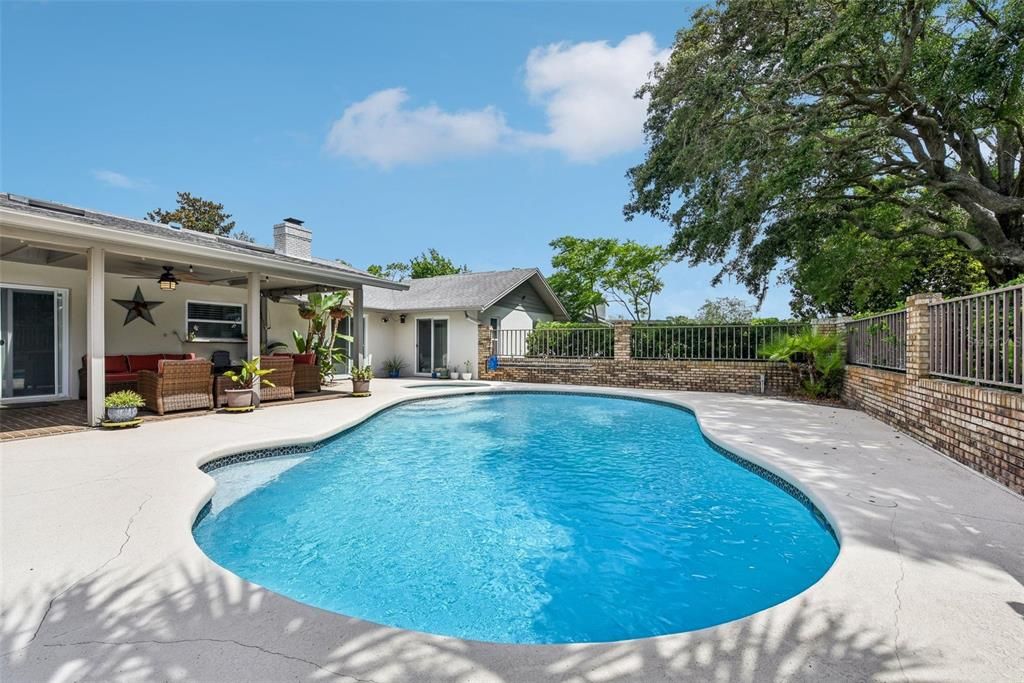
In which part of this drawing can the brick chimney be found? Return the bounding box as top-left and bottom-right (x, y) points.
(273, 217), (312, 260)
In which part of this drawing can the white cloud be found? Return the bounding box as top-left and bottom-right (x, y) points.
(92, 169), (148, 189)
(324, 33), (666, 168)
(521, 33), (669, 162)
(324, 88), (511, 168)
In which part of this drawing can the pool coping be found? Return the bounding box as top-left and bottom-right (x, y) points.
(3, 379), (1023, 681)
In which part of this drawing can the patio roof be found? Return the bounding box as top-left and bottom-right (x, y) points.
(0, 193), (408, 292)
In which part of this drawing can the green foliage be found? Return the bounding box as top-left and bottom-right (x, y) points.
(367, 250), (466, 280)
(383, 356), (407, 374)
(548, 236), (616, 321)
(147, 192), (253, 243)
(409, 249), (466, 278)
(626, 0), (1024, 294)
(694, 297), (757, 324)
(291, 291), (353, 384)
(224, 357), (276, 390)
(547, 236), (670, 322)
(759, 331), (844, 398)
(350, 361), (374, 381)
(788, 229), (989, 318)
(104, 390), (144, 408)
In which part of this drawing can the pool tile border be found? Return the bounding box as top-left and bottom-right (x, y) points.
(194, 389), (837, 540)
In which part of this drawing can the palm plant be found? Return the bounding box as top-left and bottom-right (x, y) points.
(223, 357), (276, 389)
(291, 291), (353, 384)
(759, 330), (844, 398)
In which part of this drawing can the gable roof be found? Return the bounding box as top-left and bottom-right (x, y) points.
(362, 268), (569, 320)
(0, 193), (406, 291)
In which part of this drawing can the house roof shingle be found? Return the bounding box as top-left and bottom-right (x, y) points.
(362, 268), (568, 319)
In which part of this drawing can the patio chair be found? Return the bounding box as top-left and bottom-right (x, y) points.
(137, 359), (214, 416)
(257, 355), (295, 403)
(274, 352), (320, 394)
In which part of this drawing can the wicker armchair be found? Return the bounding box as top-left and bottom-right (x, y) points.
(138, 359), (214, 415)
(273, 353), (320, 394)
(257, 355), (295, 403)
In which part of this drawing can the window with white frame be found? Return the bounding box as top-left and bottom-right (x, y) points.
(186, 301), (245, 341)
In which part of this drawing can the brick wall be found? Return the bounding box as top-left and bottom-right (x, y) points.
(477, 325), (802, 395)
(843, 365), (1023, 495)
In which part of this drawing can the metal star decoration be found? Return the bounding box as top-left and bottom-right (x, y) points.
(113, 286), (163, 326)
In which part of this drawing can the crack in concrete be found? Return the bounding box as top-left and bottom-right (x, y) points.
(40, 637), (378, 683)
(0, 494), (152, 658)
(889, 511), (908, 683)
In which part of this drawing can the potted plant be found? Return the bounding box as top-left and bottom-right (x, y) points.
(383, 356), (406, 378)
(298, 305), (317, 320)
(223, 357), (276, 408)
(461, 360), (473, 381)
(105, 390), (145, 422)
(351, 356), (373, 395)
(329, 305), (348, 320)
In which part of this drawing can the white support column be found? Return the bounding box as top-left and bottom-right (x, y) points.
(247, 273), (261, 386)
(352, 285), (365, 363)
(86, 247), (105, 425)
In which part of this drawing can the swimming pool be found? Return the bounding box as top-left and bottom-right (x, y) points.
(194, 392), (838, 644)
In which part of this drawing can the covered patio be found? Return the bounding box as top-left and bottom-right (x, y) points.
(0, 194), (406, 426)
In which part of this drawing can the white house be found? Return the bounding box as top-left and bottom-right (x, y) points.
(359, 269), (570, 378)
(0, 194), (406, 423)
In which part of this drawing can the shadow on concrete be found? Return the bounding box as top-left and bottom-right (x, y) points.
(2, 556), (921, 683)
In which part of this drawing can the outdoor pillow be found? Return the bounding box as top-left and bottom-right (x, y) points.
(293, 353), (315, 365)
(127, 354), (164, 373)
(105, 355), (130, 373)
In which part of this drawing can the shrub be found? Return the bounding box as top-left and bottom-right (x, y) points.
(104, 390), (144, 408)
(759, 330), (844, 398)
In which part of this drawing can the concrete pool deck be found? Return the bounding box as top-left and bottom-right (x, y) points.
(1, 380), (1022, 682)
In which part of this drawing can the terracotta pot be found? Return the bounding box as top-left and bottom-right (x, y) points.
(351, 379), (371, 394)
(330, 307), (348, 320)
(299, 308), (316, 320)
(225, 388), (254, 408)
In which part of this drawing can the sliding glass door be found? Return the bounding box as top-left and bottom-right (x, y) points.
(415, 318), (448, 375)
(0, 285), (69, 401)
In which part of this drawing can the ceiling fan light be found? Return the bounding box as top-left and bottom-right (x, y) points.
(158, 266), (179, 291)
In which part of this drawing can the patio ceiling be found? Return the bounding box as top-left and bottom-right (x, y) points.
(0, 234), (340, 293)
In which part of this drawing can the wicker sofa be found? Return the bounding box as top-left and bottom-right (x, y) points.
(138, 359), (214, 415)
(78, 353), (196, 399)
(214, 355), (295, 407)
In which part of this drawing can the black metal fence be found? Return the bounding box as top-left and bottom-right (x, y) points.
(493, 326), (614, 358)
(630, 323), (808, 360)
(929, 284), (1023, 391)
(846, 311), (907, 371)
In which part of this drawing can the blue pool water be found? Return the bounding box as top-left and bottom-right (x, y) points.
(193, 393), (838, 644)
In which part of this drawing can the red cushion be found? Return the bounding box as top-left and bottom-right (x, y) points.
(105, 355), (130, 373)
(292, 353), (315, 365)
(127, 354), (164, 372)
(105, 372), (139, 383)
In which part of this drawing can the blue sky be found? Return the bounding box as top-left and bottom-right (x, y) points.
(2, 1), (793, 319)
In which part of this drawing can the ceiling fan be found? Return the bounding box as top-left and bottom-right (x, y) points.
(122, 264), (212, 290)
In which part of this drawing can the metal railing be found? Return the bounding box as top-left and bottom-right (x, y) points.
(493, 326), (613, 358)
(929, 283), (1023, 391)
(630, 323), (808, 360)
(846, 310), (907, 371)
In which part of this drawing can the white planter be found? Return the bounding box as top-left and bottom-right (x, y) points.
(461, 373), (472, 380)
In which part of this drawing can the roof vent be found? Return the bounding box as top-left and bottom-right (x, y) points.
(273, 217), (312, 260)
